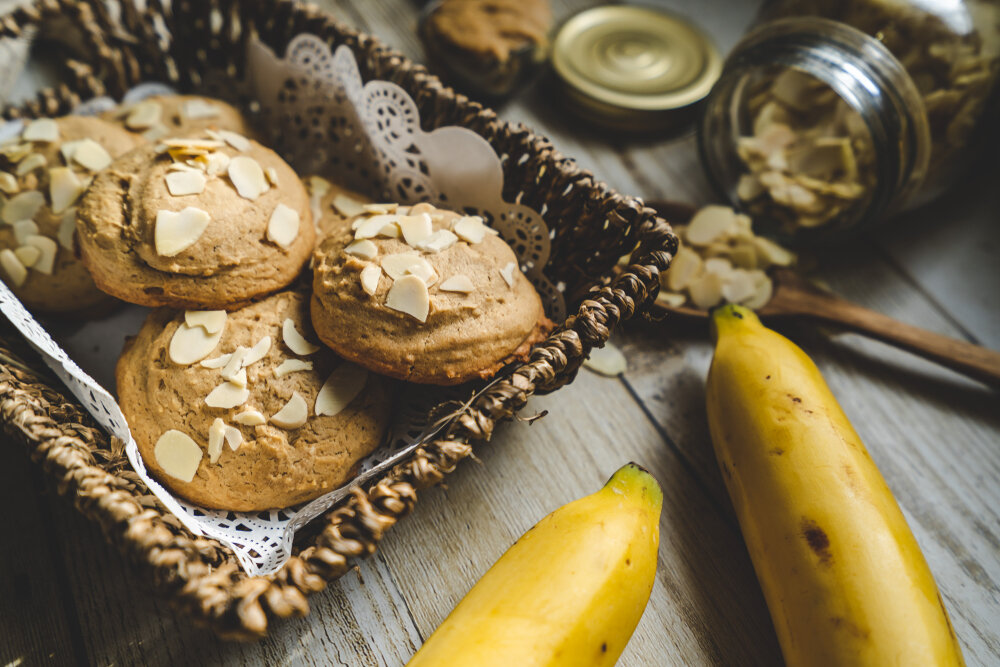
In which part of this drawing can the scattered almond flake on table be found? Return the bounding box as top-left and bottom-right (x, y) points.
(125, 101), (162, 130)
(315, 363), (368, 417)
(270, 392), (309, 429)
(208, 418), (226, 464)
(22, 118), (59, 143)
(13, 220), (39, 246)
(583, 342), (627, 377)
(398, 213), (432, 245)
(345, 239), (378, 260)
(416, 228), (458, 252)
(282, 319), (320, 355)
(0, 249), (27, 286)
(438, 274), (474, 293)
(169, 321), (224, 365)
(453, 215), (487, 243)
(244, 336), (272, 366)
(155, 207), (211, 256)
(154, 430), (202, 482)
(15, 153), (45, 176)
(2, 189), (45, 223)
(386, 274), (430, 322)
(360, 264), (382, 296)
(500, 261), (516, 287)
(185, 310), (227, 334)
(24, 235), (56, 274)
(274, 359), (313, 377)
(267, 203), (300, 249)
(166, 170), (207, 196)
(234, 409), (266, 426)
(182, 99), (220, 119)
(13, 245), (40, 268)
(205, 381), (250, 409)
(71, 139), (113, 171)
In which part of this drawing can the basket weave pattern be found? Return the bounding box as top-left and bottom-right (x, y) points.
(0, 0), (678, 639)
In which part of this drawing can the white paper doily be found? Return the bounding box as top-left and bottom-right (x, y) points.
(0, 34), (562, 576)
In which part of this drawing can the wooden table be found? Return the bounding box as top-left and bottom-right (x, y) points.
(3, 1), (999, 664)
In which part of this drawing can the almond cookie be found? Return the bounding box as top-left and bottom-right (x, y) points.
(102, 94), (254, 143)
(311, 202), (553, 385)
(304, 174), (373, 235)
(76, 130), (315, 309)
(0, 115), (140, 313)
(117, 289), (393, 511)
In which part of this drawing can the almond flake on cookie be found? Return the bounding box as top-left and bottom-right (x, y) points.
(386, 274), (430, 322)
(205, 152), (231, 176)
(219, 130), (251, 152)
(438, 274), (475, 293)
(315, 362), (368, 417)
(143, 124), (169, 141)
(267, 203), (300, 249)
(332, 193), (367, 218)
(275, 359), (313, 377)
(166, 170), (207, 196)
(169, 320), (224, 364)
(0, 143), (32, 163)
(205, 380), (250, 409)
(415, 229), (459, 253)
(125, 101), (162, 130)
(154, 430), (202, 482)
(398, 213), (433, 246)
(345, 239), (378, 260)
(453, 215), (488, 243)
(24, 235), (57, 274)
(0, 172), (18, 194)
(381, 253), (434, 281)
(234, 409), (267, 426)
(500, 261), (517, 287)
(1, 190), (45, 223)
(13, 245), (40, 268)
(184, 310), (227, 334)
(22, 118), (59, 143)
(208, 418), (226, 464)
(265, 167), (279, 186)
(49, 167), (86, 213)
(0, 249), (27, 286)
(15, 153), (46, 176)
(224, 425), (242, 450)
(270, 392), (309, 429)
(227, 155), (269, 200)
(71, 139), (113, 171)
(360, 264), (382, 296)
(182, 99), (220, 119)
(154, 207), (211, 256)
(362, 203), (398, 215)
(282, 319), (321, 355)
(354, 214), (400, 239)
(13, 220), (39, 246)
(200, 353), (232, 369)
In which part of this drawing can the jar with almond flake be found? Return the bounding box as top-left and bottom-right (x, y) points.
(698, 0), (1000, 244)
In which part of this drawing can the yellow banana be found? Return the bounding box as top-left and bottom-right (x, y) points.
(406, 463), (661, 667)
(706, 304), (964, 666)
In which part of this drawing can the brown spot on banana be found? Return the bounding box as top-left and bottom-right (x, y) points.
(801, 518), (833, 565)
(830, 615), (870, 640)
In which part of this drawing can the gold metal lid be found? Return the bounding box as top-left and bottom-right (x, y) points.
(552, 6), (722, 129)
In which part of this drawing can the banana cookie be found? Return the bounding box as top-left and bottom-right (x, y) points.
(311, 202), (553, 385)
(118, 289), (393, 511)
(103, 94), (254, 143)
(77, 129), (315, 309)
(0, 115), (140, 313)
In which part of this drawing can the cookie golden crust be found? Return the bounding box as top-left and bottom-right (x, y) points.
(101, 94), (255, 142)
(310, 203), (553, 385)
(0, 116), (140, 314)
(117, 290), (393, 511)
(76, 131), (315, 309)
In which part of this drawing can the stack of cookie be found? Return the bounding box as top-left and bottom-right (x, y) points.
(0, 95), (552, 511)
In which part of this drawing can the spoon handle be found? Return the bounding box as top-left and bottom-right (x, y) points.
(785, 285), (1000, 389)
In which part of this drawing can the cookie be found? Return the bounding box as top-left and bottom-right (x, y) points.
(117, 289), (393, 511)
(76, 129), (315, 309)
(0, 115), (140, 313)
(102, 94), (254, 143)
(304, 174), (373, 235)
(311, 202), (553, 385)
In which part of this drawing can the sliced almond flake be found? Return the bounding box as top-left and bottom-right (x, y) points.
(142, 124), (169, 141)
(385, 274), (430, 322)
(162, 138), (225, 150)
(270, 392), (308, 429)
(125, 101), (162, 130)
(15, 153), (46, 176)
(266, 203), (300, 249)
(234, 409), (266, 426)
(453, 215), (488, 244)
(655, 291), (687, 308)
(218, 130), (251, 152)
(0, 143), (32, 163)
(24, 235), (57, 274)
(165, 170), (207, 196)
(345, 239), (378, 260)
(22, 118), (59, 143)
(264, 167), (279, 186)
(241, 336), (272, 367)
(155, 207), (211, 256)
(227, 155), (269, 200)
(220, 346), (249, 382)
(154, 430), (202, 482)
(405, 260), (437, 286)
(12, 219), (39, 246)
(59, 139), (84, 165)
(360, 264), (381, 296)
(688, 271), (725, 310)
(753, 236), (795, 267)
(2, 190), (45, 223)
(398, 213), (432, 246)
(0, 172), (18, 194)
(182, 99), (220, 119)
(205, 152), (231, 176)
(0, 249), (27, 286)
(721, 268), (756, 304)
(13, 245), (40, 268)
(208, 418), (226, 464)
(500, 262), (517, 287)
(70, 139), (112, 172)
(57, 209), (76, 251)
(415, 229), (458, 253)
(665, 245), (703, 292)
(169, 321), (224, 365)
(274, 359), (313, 377)
(381, 253), (431, 281)
(686, 206), (738, 246)
(354, 214), (398, 239)
(200, 353), (232, 369)
(223, 425), (242, 450)
(307, 175), (332, 199)
(282, 319), (320, 355)
(703, 257), (734, 279)
(49, 167), (85, 214)
(361, 203), (398, 215)
(315, 363), (368, 417)
(377, 221), (402, 239)
(583, 342), (627, 377)
(205, 381), (250, 409)
(227, 368), (249, 388)
(332, 193), (367, 218)
(168, 162), (201, 173)
(184, 311), (225, 337)
(438, 274), (474, 293)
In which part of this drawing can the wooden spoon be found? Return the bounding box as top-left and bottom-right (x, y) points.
(646, 201), (1000, 389)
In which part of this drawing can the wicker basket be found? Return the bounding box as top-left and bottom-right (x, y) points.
(0, 0), (678, 640)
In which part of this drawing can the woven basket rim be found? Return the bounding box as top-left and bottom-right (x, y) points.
(0, 0), (678, 640)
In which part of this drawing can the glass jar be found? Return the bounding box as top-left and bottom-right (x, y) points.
(698, 0), (1000, 244)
